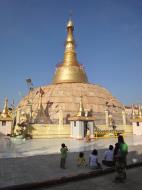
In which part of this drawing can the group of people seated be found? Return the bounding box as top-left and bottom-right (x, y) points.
(60, 135), (128, 183)
(77, 135), (128, 182)
(77, 145), (115, 169)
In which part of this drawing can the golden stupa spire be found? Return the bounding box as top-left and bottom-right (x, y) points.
(76, 96), (85, 117)
(1, 97), (9, 118)
(52, 17), (88, 84)
(63, 18), (78, 66)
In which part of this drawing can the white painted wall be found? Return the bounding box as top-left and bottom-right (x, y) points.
(0, 121), (12, 135)
(71, 121), (84, 139)
(132, 122), (142, 127)
(88, 121), (94, 139)
(133, 122), (142, 135)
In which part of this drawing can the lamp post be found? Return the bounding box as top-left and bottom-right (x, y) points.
(11, 99), (16, 135)
(26, 78), (33, 91)
(26, 78), (34, 124)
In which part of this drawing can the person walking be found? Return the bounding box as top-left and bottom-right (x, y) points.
(60, 143), (68, 169)
(115, 135), (128, 182)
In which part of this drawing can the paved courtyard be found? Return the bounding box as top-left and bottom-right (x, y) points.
(39, 167), (142, 190)
(0, 135), (142, 189)
(0, 135), (142, 158)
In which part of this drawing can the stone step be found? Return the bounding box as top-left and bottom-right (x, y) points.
(32, 134), (70, 138)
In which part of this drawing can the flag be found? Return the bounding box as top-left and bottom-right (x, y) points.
(39, 87), (44, 96)
(36, 87), (45, 96)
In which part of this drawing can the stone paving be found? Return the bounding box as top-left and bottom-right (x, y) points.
(0, 135), (142, 189)
(39, 166), (142, 190)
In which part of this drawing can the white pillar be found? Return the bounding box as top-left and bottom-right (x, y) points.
(122, 110), (126, 125)
(76, 121), (84, 139)
(59, 109), (63, 126)
(105, 110), (109, 126)
(139, 105), (142, 118)
(16, 109), (21, 125)
(70, 121), (74, 138)
(88, 121), (94, 139)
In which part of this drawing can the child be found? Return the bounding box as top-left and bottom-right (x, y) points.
(102, 145), (114, 167)
(89, 149), (101, 169)
(60, 143), (68, 169)
(77, 152), (87, 167)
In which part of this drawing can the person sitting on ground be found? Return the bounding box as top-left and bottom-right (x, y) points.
(89, 149), (101, 169)
(102, 145), (114, 167)
(60, 143), (68, 169)
(77, 152), (87, 167)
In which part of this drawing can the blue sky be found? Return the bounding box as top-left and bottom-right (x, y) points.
(0, 0), (142, 108)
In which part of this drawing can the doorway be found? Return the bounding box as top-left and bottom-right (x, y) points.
(84, 121), (88, 137)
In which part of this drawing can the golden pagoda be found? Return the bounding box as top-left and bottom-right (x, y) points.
(52, 19), (88, 84)
(17, 18), (125, 138)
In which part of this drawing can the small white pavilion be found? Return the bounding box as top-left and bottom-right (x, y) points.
(131, 105), (142, 135)
(68, 97), (95, 140)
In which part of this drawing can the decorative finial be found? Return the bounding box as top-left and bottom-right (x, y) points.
(66, 10), (74, 29)
(69, 10), (73, 20)
(11, 99), (15, 109)
(76, 96), (85, 117)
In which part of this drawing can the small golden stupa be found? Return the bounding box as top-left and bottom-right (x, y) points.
(0, 97), (11, 119)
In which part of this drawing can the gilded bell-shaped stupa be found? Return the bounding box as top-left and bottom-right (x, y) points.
(52, 19), (88, 84)
(17, 17), (125, 137)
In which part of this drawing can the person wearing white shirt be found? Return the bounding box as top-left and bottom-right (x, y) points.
(102, 145), (114, 167)
(89, 149), (101, 169)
